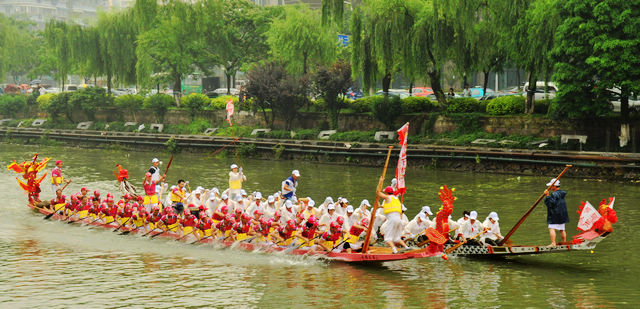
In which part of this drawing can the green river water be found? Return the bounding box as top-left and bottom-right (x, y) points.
(0, 143), (637, 308)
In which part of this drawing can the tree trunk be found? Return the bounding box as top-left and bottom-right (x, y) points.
(382, 71), (392, 93)
(516, 68), (521, 90)
(525, 71), (536, 114)
(428, 70), (446, 109)
(225, 70), (232, 95)
(482, 70), (489, 96)
(462, 73), (468, 90)
(107, 70), (112, 94)
(408, 81), (414, 95)
(303, 53), (308, 75)
(173, 72), (181, 106)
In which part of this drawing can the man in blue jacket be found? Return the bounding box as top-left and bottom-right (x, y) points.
(543, 178), (569, 246)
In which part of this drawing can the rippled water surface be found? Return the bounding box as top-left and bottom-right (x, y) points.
(0, 143), (638, 308)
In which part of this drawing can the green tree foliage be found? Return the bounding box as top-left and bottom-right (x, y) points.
(68, 87), (114, 121)
(115, 94), (144, 121)
(312, 60), (353, 129)
(372, 95), (403, 129)
(44, 20), (73, 90)
(181, 93), (210, 120)
(0, 16), (39, 83)
(0, 95), (27, 117)
(136, 0), (199, 103)
(486, 96), (526, 115)
(267, 5), (336, 75)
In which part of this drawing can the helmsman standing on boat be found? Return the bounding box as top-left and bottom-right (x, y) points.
(281, 170), (300, 201)
(544, 178), (569, 246)
(51, 160), (69, 194)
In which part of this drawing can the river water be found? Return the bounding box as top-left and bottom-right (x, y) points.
(0, 143), (637, 308)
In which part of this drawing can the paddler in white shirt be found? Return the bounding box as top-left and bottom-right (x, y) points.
(319, 203), (340, 231)
(482, 211), (503, 246)
(459, 210), (485, 245)
(148, 158), (162, 193)
(344, 205), (357, 231)
(317, 197), (334, 217)
(246, 192), (264, 215)
(353, 199), (371, 222)
(205, 188), (221, 214)
(263, 195), (277, 218)
(454, 210), (471, 239)
(227, 164), (246, 201)
(335, 197), (348, 216)
(281, 200), (297, 222)
(404, 212), (431, 242)
(302, 198), (318, 219)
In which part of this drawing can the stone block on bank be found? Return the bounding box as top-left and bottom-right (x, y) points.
(0, 118), (13, 126)
(31, 119), (46, 127)
(17, 121), (23, 127)
(375, 131), (396, 141)
(77, 121), (93, 130)
(499, 139), (517, 145)
(561, 134), (587, 144)
(318, 130), (337, 140)
(529, 139), (549, 148)
(471, 139), (496, 145)
(150, 124), (164, 133)
(124, 122), (137, 127)
(251, 128), (271, 136)
(204, 128), (218, 135)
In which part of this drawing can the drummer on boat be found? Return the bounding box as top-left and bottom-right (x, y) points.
(143, 172), (166, 212)
(227, 164), (245, 201)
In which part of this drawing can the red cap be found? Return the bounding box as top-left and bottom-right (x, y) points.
(152, 206), (160, 212)
(274, 211), (281, 218)
(361, 218), (370, 226)
(336, 216), (345, 225)
(235, 208), (243, 214)
(55, 160), (62, 165)
(81, 187), (88, 192)
(307, 215), (318, 225)
(383, 186), (395, 194)
(137, 196), (143, 202)
(145, 172), (152, 177)
(286, 219), (296, 229)
(124, 193), (131, 199)
(107, 193), (113, 198)
(188, 203), (195, 209)
(241, 213), (251, 221)
(253, 210), (263, 216)
(71, 195), (78, 201)
(166, 207), (174, 213)
(199, 205), (206, 211)
(330, 221), (340, 229)
(94, 190), (100, 196)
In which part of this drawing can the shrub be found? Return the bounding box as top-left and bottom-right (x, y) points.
(42, 92), (72, 121)
(181, 93), (210, 119)
(534, 98), (553, 114)
(210, 95), (237, 110)
(329, 130), (376, 142)
(350, 96), (382, 113)
(486, 95), (525, 115)
(115, 94), (144, 111)
(143, 94), (174, 122)
(294, 129), (320, 140)
(68, 87), (113, 120)
(401, 96), (439, 113)
(0, 95), (27, 117)
(372, 95), (403, 129)
(186, 118), (210, 134)
(446, 97), (482, 113)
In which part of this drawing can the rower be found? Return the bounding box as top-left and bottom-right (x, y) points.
(344, 217), (369, 253)
(253, 218), (274, 243)
(170, 180), (187, 214)
(246, 192), (263, 215)
(212, 205), (228, 226)
(102, 198), (118, 225)
(455, 210), (471, 236)
(264, 195), (277, 218)
(132, 204), (149, 232)
(296, 215), (320, 250)
(75, 196), (93, 219)
(143, 171), (166, 212)
(234, 195), (247, 212)
(50, 160), (70, 194)
(281, 170), (300, 201)
(482, 212), (503, 246)
(281, 200), (296, 222)
(317, 197), (334, 217)
(336, 198), (349, 216)
(344, 205), (356, 231)
(118, 202), (134, 227)
(159, 207), (180, 234)
(353, 199), (371, 222)
(48, 189), (67, 212)
(376, 185), (410, 254)
(180, 210), (199, 238)
(403, 212), (430, 243)
(459, 210), (485, 245)
(196, 211), (215, 240)
(93, 190), (101, 203)
(216, 214), (235, 239)
(318, 203), (340, 231)
(205, 188), (221, 214)
(318, 221), (343, 252)
(186, 203), (200, 218)
(232, 213), (252, 241)
(274, 219), (298, 246)
(228, 164), (246, 201)
(301, 198), (317, 219)
(147, 206), (163, 231)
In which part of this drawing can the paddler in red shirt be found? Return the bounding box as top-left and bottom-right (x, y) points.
(118, 203), (134, 227)
(93, 190), (101, 203)
(49, 189), (67, 214)
(143, 172), (166, 212)
(147, 206), (163, 231)
(75, 196), (94, 220)
(159, 207), (180, 234)
(344, 217), (369, 253)
(318, 221), (344, 252)
(216, 214), (236, 239)
(131, 204), (148, 232)
(232, 213), (252, 241)
(212, 205), (228, 226)
(102, 198), (118, 224)
(296, 215), (320, 249)
(274, 219), (298, 246)
(180, 210), (199, 238)
(252, 217), (273, 243)
(196, 211), (215, 240)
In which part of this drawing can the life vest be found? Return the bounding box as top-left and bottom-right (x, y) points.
(143, 181), (156, 196)
(347, 225), (365, 243)
(281, 177), (296, 198)
(229, 172), (243, 190)
(383, 196), (402, 214)
(321, 230), (342, 249)
(51, 167), (63, 184)
(170, 187), (186, 202)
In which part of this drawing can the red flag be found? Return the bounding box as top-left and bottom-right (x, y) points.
(395, 122), (409, 195)
(226, 99), (235, 127)
(7, 161), (22, 173)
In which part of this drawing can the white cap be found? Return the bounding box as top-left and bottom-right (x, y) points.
(211, 188), (220, 195)
(285, 200), (293, 208)
(418, 212), (427, 221)
(308, 200), (315, 207)
(391, 178), (397, 187)
(254, 192), (262, 199)
(342, 198), (349, 204)
(196, 186), (204, 191)
(469, 210), (478, 220)
(235, 195), (243, 202)
(488, 211), (499, 221)
(324, 197), (334, 204)
(360, 199), (370, 207)
(267, 195), (275, 203)
(327, 203), (336, 210)
(241, 189), (247, 196)
(230, 164), (238, 169)
(152, 158), (159, 163)
(292, 170), (300, 177)
(209, 195), (217, 201)
(546, 178), (560, 187)
(402, 204), (407, 212)
(421, 206), (433, 216)
(346, 205), (354, 213)
(221, 194), (228, 200)
(194, 189), (202, 195)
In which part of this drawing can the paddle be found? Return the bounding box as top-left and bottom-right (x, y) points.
(176, 228), (196, 241)
(119, 224), (144, 235)
(499, 165), (572, 246)
(362, 146), (394, 254)
(442, 229), (488, 260)
(142, 228), (161, 237)
(44, 202), (67, 220)
(113, 217), (131, 233)
(287, 234), (321, 252)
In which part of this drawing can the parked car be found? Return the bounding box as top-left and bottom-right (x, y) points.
(523, 81), (557, 100)
(375, 89), (411, 99)
(609, 88), (640, 112)
(411, 87), (434, 97)
(469, 86), (495, 99)
(345, 88), (364, 100)
(213, 87), (239, 95)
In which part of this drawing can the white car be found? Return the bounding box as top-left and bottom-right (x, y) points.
(523, 81), (557, 100)
(609, 88), (640, 112)
(213, 87), (240, 95)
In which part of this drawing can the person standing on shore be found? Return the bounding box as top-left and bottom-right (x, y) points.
(543, 178), (569, 246)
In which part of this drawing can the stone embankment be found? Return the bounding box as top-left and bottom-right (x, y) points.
(2, 127), (639, 180)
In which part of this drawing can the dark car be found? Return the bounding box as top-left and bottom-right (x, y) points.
(345, 88), (364, 100)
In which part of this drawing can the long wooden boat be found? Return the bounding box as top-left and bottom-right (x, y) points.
(26, 202), (610, 263)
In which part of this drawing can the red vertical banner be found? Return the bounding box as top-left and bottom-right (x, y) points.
(395, 122), (409, 195)
(226, 99), (235, 127)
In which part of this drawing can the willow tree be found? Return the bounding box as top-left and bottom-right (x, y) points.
(136, 0), (199, 103)
(44, 20), (72, 90)
(321, 0), (344, 28)
(351, 0), (415, 94)
(267, 4), (336, 76)
(100, 10), (138, 90)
